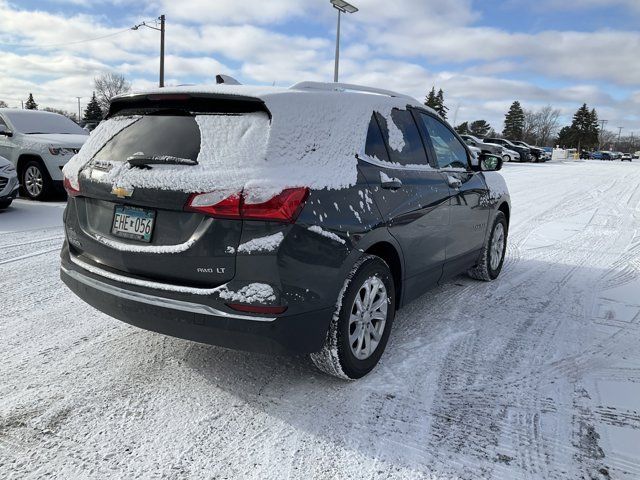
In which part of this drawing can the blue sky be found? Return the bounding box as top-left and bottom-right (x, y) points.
(1, 0), (639, 136)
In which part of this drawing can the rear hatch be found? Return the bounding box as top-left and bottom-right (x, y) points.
(66, 94), (270, 288)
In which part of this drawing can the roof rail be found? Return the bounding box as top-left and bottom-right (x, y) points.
(289, 81), (415, 102)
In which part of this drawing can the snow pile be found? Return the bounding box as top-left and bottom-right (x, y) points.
(218, 283), (276, 303)
(62, 84), (421, 199)
(62, 116), (141, 189)
(237, 232), (284, 254)
(308, 226), (346, 244)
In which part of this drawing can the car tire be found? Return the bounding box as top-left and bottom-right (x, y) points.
(20, 159), (52, 201)
(502, 154), (510, 163)
(468, 211), (508, 281)
(0, 199), (12, 209)
(310, 254), (396, 380)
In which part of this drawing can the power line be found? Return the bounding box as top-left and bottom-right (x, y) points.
(0, 19), (159, 49)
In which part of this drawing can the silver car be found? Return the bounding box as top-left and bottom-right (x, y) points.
(0, 154), (19, 209)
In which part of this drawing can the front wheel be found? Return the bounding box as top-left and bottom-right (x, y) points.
(468, 211), (508, 281)
(310, 255), (396, 379)
(502, 154), (511, 163)
(21, 160), (53, 200)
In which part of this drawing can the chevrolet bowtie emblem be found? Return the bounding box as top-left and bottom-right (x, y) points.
(111, 186), (133, 198)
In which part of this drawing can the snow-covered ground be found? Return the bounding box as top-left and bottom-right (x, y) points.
(1, 160), (640, 479)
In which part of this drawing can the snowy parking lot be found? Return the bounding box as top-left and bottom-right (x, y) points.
(1, 160), (640, 479)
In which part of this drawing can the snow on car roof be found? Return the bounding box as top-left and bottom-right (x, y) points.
(64, 82), (425, 198)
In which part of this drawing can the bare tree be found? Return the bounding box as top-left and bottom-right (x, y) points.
(0, 100), (8, 108)
(94, 73), (131, 115)
(522, 105), (561, 145)
(536, 105), (561, 146)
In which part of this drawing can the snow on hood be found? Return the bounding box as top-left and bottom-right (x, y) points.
(63, 84), (422, 197)
(25, 133), (88, 147)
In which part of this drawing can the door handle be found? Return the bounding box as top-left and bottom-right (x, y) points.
(446, 175), (462, 189)
(380, 171), (402, 190)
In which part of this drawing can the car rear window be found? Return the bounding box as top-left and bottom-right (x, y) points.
(93, 114), (201, 163)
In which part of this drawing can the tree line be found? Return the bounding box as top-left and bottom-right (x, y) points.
(0, 73), (131, 126)
(425, 87), (637, 151)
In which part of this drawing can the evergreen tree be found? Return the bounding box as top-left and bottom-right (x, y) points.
(435, 88), (448, 119)
(502, 101), (525, 140)
(25, 93), (38, 110)
(558, 104), (600, 150)
(469, 119), (491, 137)
(83, 92), (104, 122)
(424, 87), (438, 110)
(454, 121), (470, 135)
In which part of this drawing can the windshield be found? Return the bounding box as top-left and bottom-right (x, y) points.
(4, 110), (87, 135)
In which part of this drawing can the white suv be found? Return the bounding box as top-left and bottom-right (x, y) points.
(0, 109), (89, 200)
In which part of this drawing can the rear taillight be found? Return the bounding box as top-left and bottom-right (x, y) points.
(63, 176), (80, 197)
(185, 187), (309, 223)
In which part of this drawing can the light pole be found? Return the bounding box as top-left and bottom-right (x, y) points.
(598, 119), (608, 150)
(76, 97), (82, 124)
(132, 15), (166, 87)
(330, 0), (358, 83)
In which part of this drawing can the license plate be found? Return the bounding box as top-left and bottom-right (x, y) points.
(111, 205), (156, 242)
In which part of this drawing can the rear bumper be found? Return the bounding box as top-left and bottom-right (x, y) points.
(60, 251), (333, 354)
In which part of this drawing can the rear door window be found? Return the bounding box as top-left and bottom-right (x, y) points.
(418, 113), (469, 169)
(375, 109), (429, 166)
(364, 114), (390, 162)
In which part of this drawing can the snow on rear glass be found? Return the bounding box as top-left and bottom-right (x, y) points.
(63, 86), (420, 199)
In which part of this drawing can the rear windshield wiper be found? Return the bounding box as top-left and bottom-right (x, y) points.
(126, 155), (198, 168)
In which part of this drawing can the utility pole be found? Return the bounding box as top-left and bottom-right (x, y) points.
(617, 126), (623, 150)
(76, 97), (82, 123)
(598, 119), (608, 150)
(132, 15), (165, 87)
(159, 14), (165, 87)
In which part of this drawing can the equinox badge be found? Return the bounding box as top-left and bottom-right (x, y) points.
(111, 186), (134, 198)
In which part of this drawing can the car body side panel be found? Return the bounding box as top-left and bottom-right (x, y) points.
(358, 160), (449, 291)
(442, 170), (492, 278)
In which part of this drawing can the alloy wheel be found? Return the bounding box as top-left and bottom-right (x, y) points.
(25, 165), (44, 197)
(490, 222), (505, 271)
(348, 275), (388, 360)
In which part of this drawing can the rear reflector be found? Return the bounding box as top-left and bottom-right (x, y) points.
(226, 303), (288, 315)
(185, 187), (309, 223)
(63, 176), (80, 197)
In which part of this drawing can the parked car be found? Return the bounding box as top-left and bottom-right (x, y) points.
(633, 151), (640, 160)
(512, 141), (545, 162)
(501, 147), (521, 162)
(484, 137), (531, 162)
(621, 153), (632, 162)
(590, 151), (612, 160)
(0, 109), (89, 200)
(60, 82), (510, 379)
(541, 147), (553, 161)
(0, 154), (19, 209)
(460, 134), (503, 156)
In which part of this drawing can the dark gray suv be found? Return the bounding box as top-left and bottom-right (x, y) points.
(60, 82), (510, 379)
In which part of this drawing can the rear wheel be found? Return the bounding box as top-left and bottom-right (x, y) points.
(310, 255), (395, 379)
(468, 211), (508, 281)
(21, 160), (52, 200)
(502, 154), (511, 163)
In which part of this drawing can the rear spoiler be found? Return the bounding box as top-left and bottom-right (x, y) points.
(107, 92), (271, 119)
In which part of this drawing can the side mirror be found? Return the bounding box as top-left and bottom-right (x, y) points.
(480, 153), (502, 171)
(470, 152), (502, 172)
(0, 128), (13, 137)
